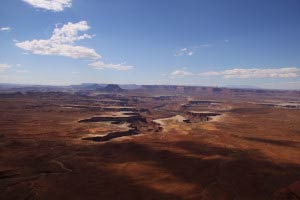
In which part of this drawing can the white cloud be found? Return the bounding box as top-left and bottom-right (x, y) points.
(89, 61), (134, 71)
(15, 21), (101, 60)
(22, 0), (72, 12)
(175, 44), (211, 56)
(14, 69), (29, 73)
(171, 70), (193, 76)
(196, 43), (212, 48)
(175, 48), (194, 56)
(199, 67), (300, 79)
(0, 27), (11, 31)
(0, 64), (11, 72)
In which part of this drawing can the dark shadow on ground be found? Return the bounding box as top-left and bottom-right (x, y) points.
(96, 141), (300, 200)
(234, 135), (300, 149)
(2, 137), (300, 200)
(82, 130), (138, 142)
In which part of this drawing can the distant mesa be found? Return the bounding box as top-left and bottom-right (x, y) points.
(98, 84), (124, 93)
(75, 83), (106, 90)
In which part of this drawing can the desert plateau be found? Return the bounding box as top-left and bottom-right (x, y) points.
(0, 84), (300, 200)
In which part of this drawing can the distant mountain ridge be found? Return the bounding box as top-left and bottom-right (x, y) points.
(0, 83), (299, 99)
(225, 85), (261, 89)
(97, 84), (124, 92)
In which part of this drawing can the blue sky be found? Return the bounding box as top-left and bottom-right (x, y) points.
(0, 0), (300, 89)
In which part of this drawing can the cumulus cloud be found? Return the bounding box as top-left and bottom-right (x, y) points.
(199, 67), (300, 79)
(22, 0), (72, 12)
(0, 64), (11, 72)
(89, 61), (134, 71)
(171, 70), (193, 76)
(175, 48), (194, 56)
(0, 27), (11, 31)
(15, 21), (101, 60)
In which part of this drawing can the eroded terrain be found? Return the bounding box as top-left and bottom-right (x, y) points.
(0, 85), (300, 200)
